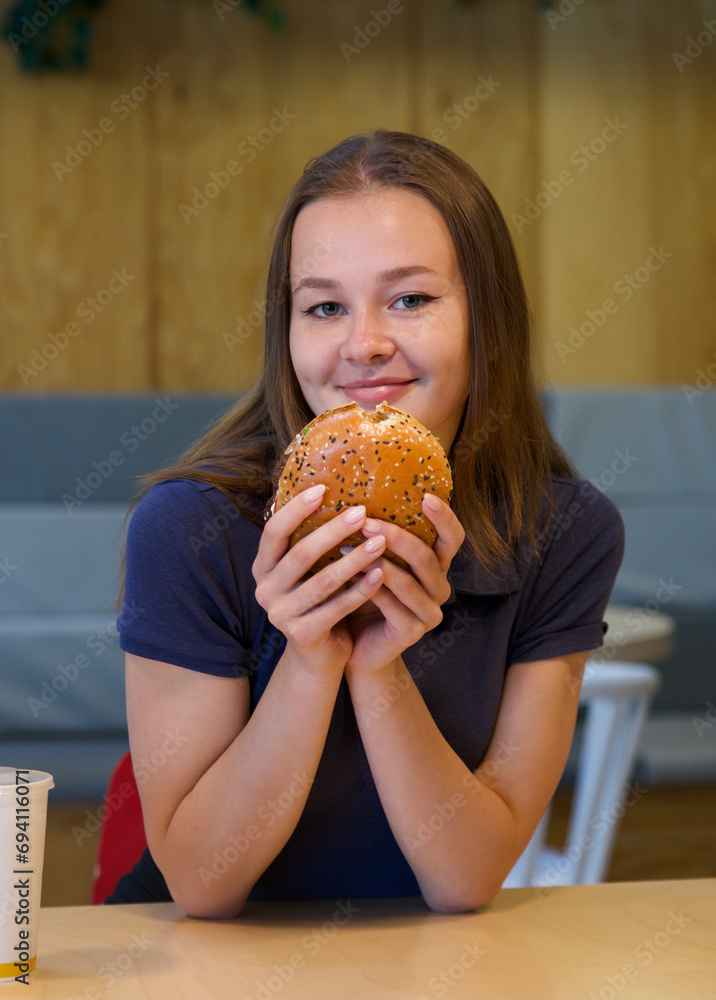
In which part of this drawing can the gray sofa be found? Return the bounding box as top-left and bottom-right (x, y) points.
(1, 390), (714, 797)
(0, 395), (235, 797)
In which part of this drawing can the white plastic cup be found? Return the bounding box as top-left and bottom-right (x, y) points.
(0, 768), (54, 983)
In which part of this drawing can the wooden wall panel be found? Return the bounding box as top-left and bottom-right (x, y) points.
(150, 0), (416, 391)
(418, 0), (543, 357)
(0, 0), (152, 391)
(645, 0), (716, 385)
(537, 0), (657, 385)
(0, 0), (713, 392)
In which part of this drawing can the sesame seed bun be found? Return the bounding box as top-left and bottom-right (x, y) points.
(273, 401), (453, 572)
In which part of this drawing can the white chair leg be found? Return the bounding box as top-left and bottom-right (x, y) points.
(504, 662), (661, 890)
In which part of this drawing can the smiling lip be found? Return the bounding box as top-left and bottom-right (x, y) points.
(341, 379), (416, 404)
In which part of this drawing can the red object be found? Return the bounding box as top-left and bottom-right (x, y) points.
(90, 751), (148, 904)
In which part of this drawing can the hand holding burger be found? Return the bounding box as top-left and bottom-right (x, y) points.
(272, 402), (453, 572)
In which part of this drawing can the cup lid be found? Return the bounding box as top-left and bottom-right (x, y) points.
(0, 767), (55, 792)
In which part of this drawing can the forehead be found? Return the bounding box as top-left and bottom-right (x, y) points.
(290, 188), (460, 276)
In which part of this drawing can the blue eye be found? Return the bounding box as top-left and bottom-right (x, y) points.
(393, 294), (436, 310)
(305, 302), (343, 318)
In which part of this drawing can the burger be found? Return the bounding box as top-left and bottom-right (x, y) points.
(272, 401), (453, 571)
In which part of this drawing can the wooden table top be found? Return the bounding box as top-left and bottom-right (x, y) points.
(6, 879), (714, 998)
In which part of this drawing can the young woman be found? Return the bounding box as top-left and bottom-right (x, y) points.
(110, 130), (624, 916)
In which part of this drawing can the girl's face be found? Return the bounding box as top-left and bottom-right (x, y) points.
(288, 188), (472, 452)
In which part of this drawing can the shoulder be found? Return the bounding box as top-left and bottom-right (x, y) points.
(529, 475), (625, 580)
(541, 476), (624, 541)
(127, 478), (263, 556)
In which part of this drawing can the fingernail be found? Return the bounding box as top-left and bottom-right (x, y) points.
(302, 484), (327, 503)
(345, 505), (366, 524)
(362, 518), (382, 535)
(423, 494), (442, 512)
(365, 567), (383, 585)
(364, 535), (385, 554)
(339, 545), (355, 556)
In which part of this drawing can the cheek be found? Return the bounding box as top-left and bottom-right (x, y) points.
(290, 327), (333, 387)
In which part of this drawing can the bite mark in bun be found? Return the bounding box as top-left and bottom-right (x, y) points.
(273, 401), (453, 571)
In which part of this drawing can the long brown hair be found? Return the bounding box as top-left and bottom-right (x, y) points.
(124, 130), (574, 597)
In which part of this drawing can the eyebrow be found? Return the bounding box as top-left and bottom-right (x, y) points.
(291, 265), (439, 296)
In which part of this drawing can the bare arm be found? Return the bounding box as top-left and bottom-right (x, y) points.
(126, 486), (388, 918)
(341, 495), (586, 911)
(346, 649), (586, 912)
(126, 642), (350, 918)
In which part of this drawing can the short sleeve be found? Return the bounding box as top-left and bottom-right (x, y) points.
(117, 479), (255, 677)
(509, 480), (625, 665)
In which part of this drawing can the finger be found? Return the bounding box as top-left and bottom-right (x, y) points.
(290, 532), (387, 616)
(420, 495), (466, 572)
(283, 504), (376, 584)
(369, 557), (444, 630)
(254, 484), (328, 577)
(361, 576), (438, 648)
(358, 519), (450, 605)
(297, 563), (385, 640)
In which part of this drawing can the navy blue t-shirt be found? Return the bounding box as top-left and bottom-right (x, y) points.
(115, 475), (624, 902)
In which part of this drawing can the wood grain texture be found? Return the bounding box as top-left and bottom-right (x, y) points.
(6, 883), (715, 998)
(0, 0), (713, 392)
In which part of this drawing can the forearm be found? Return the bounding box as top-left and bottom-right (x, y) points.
(346, 660), (522, 913)
(156, 647), (343, 918)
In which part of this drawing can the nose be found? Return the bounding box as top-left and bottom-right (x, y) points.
(338, 311), (397, 365)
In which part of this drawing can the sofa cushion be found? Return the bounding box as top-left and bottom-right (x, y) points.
(0, 612), (126, 735)
(0, 503), (129, 614)
(0, 394), (235, 502)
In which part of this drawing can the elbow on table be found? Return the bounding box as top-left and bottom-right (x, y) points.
(423, 883), (497, 915)
(166, 878), (248, 921)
